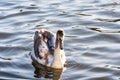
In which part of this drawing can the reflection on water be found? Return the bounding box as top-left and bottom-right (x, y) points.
(32, 61), (63, 80)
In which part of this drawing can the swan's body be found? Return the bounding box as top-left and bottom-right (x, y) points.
(31, 40), (54, 67)
(31, 29), (66, 69)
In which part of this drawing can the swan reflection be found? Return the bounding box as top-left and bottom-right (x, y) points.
(32, 61), (64, 80)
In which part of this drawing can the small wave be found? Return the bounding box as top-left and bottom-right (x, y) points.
(0, 56), (12, 60)
(0, 11), (40, 20)
(95, 18), (120, 22)
(87, 27), (120, 33)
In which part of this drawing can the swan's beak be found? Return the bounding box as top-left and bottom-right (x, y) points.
(59, 38), (64, 50)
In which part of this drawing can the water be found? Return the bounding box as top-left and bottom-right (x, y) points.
(0, 0), (120, 79)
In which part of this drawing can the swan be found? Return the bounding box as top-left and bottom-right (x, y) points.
(31, 29), (66, 69)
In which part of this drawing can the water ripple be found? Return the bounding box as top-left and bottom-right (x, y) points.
(0, 0), (120, 79)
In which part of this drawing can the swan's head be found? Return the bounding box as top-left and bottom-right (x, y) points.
(56, 29), (65, 50)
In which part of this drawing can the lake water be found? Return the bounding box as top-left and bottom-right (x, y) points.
(0, 0), (120, 80)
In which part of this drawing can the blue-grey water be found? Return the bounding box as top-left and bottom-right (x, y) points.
(0, 0), (120, 80)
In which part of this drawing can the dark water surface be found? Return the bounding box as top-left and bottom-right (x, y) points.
(0, 0), (120, 79)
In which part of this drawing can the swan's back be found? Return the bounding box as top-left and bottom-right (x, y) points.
(31, 30), (55, 67)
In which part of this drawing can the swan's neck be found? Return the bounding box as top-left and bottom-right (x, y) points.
(51, 31), (65, 69)
(51, 48), (64, 69)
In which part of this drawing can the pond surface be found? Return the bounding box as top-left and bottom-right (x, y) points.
(0, 0), (120, 80)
